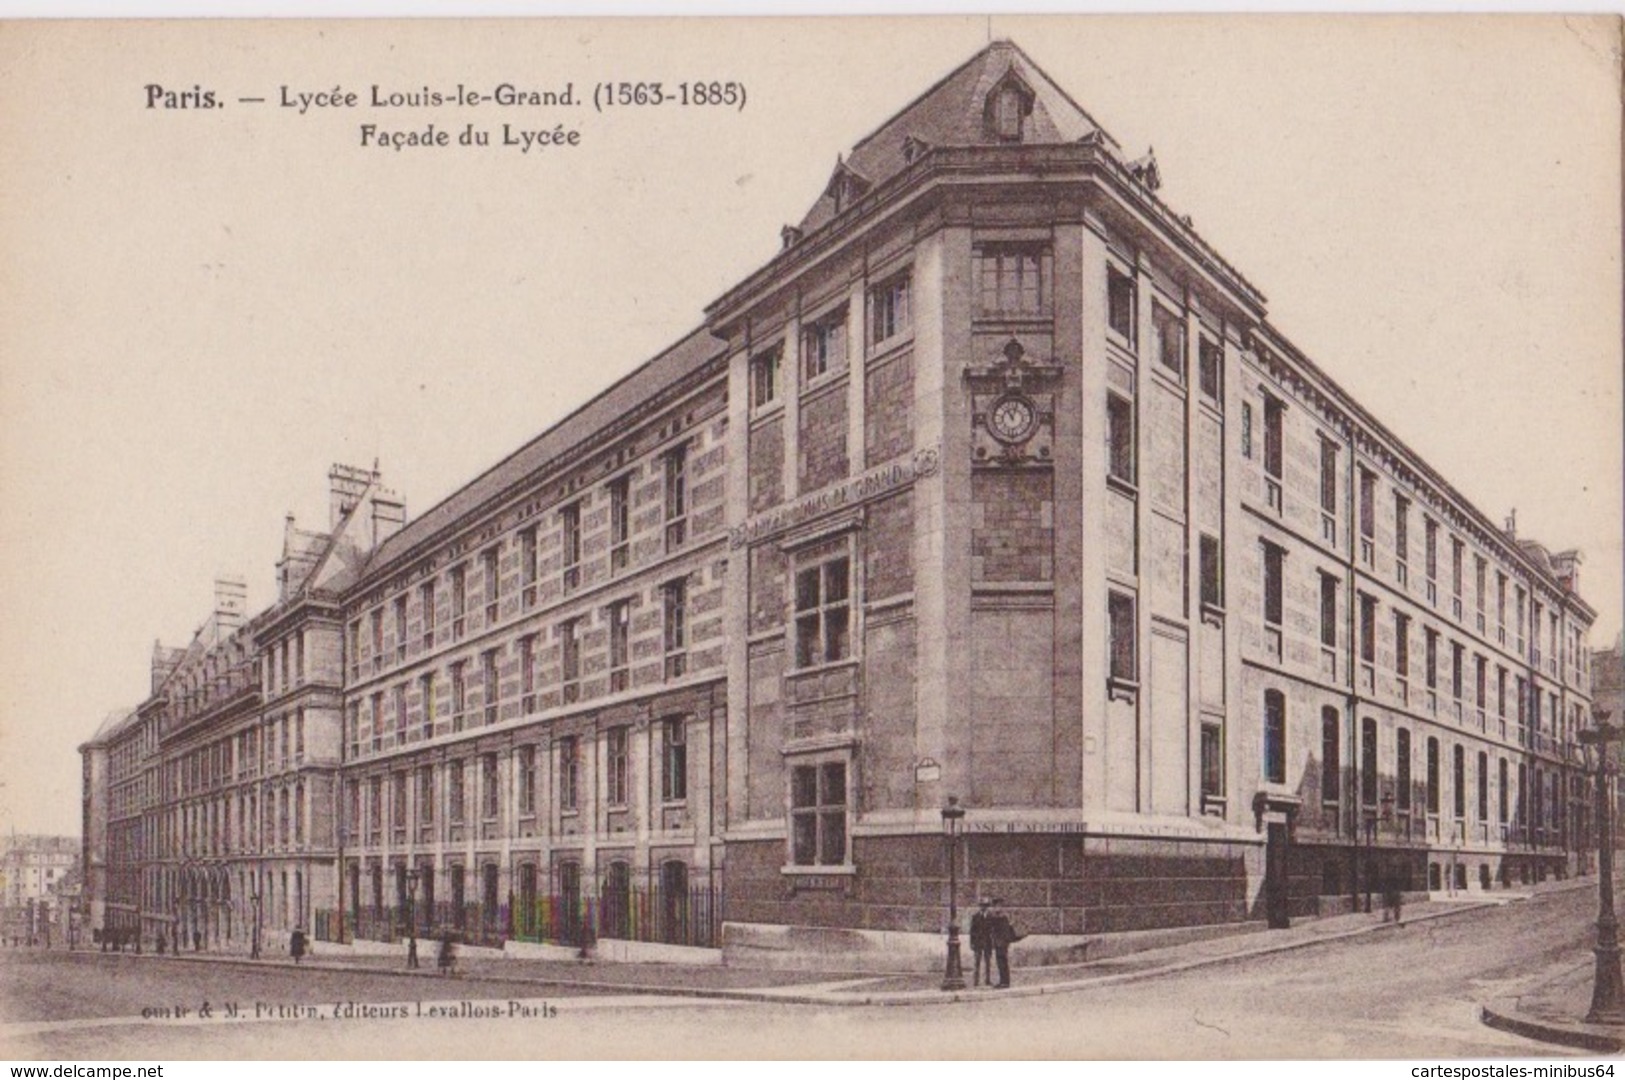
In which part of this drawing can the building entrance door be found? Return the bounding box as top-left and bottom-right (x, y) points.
(1265, 821), (1291, 929)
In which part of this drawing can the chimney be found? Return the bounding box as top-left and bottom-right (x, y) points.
(1504, 509), (1517, 540)
(328, 462), (378, 528)
(213, 575), (247, 631)
(1552, 550), (1582, 594)
(371, 487), (407, 548)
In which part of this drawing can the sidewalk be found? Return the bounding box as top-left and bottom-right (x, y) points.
(1481, 959), (1625, 1054)
(89, 887), (1542, 1008)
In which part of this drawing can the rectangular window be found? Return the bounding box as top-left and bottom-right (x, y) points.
(1361, 717), (1379, 808)
(1263, 542), (1284, 627)
(1475, 556), (1487, 617)
(481, 546), (500, 624)
(1264, 690), (1286, 785)
(1357, 469), (1376, 542)
(1475, 655), (1487, 710)
(663, 577), (689, 679)
(1107, 264), (1136, 344)
(1424, 628), (1439, 690)
(750, 344), (782, 409)
(420, 581), (436, 650)
(662, 718), (688, 803)
(607, 727), (629, 807)
(1319, 436), (1338, 516)
(368, 693), (383, 752)
(518, 747), (536, 815)
(1152, 303), (1184, 379)
(1199, 534), (1223, 610)
(1198, 337), (1223, 402)
(794, 554), (851, 669)
(393, 594), (408, 662)
(802, 305), (849, 381)
(560, 618), (581, 704)
(608, 600), (631, 693)
(977, 245), (1050, 316)
(1319, 573), (1338, 648)
(1241, 402), (1253, 459)
(561, 502), (582, 592)
(608, 475), (631, 574)
(663, 444), (688, 551)
(482, 753), (499, 820)
(520, 634), (537, 714)
(448, 759), (465, 823)
(870, 273), (911, 345)
(419, 672), (435, 739)
(1397, 728), (1412, 811)
(1108, 590), (1137, 683)
(1453, 744), (1466, 820)
(1359, 594), (1377, 664)
(1426, 738), (1440, 815)
(1200, 722), (1224, 801)
(558, 736), (579, 813)
(1424, 519), (1438, 586)
(450, 661), (466, 731)
(1451, 538), (1464, 601)
(370, 609), (384, 673)
(450, 564), (466, 640)
(1263, 396), (1284, 481)
(392, 771), (406, 828)
(790, 761), (848, 867)
(481, 649), (499, 725)
(1394, 494), (1410, 571)
(1451, 641), (1464, 701)
(418, 765), (434, 824)
(1499, 757), (1509, 823)
(1477, 751), (1489, 823)
(1107, 393), (1135, 486)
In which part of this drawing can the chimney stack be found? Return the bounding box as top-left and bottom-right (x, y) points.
(213, 575), (247, 631)
(328, 462), (378, 528)
(371, 487), (407, 548)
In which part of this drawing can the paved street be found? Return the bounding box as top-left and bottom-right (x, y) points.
(0, 885), (1604, 1059)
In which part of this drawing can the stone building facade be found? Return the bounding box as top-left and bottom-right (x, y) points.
(82, 42), (1600, 961)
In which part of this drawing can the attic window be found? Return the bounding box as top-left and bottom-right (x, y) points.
(984, 72), (1034, 143)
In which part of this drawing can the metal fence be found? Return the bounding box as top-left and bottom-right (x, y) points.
(321, 863), (721, 950)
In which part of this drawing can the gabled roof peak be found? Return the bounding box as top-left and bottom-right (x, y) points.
(796, 39), (1122, 235)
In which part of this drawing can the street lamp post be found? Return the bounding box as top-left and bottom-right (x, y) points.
(940, 797), (966, 992)
(1580, 711), (1625, 1025)
(404, 867), (420, 970)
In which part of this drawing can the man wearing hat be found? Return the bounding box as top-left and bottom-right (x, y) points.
(987, 898), (1023, 989)
(968, 898), (993, 987)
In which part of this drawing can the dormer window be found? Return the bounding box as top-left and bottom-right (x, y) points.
(984, 70), (1034, 143)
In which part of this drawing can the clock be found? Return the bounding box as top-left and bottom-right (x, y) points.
(988, 394), (1038, 444)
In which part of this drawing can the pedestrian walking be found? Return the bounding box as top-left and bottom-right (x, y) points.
(156, 930), (167, 954)
(437, 930), (457, 976)
(289, 927), (307, 964)
(987, 898), (1025, 989)
(1384, 874), (1404, 924)
(969, 898), (993, 987)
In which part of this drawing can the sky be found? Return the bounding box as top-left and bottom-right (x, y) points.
(0, 14), (1619, 837)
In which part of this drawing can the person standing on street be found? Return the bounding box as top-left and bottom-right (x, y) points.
(969, 898), (993, 987)
(987, 898), (1024, 989)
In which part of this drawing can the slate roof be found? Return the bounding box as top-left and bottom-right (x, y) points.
(363, 324), (724, 580)
(797, 39), (1119, 235)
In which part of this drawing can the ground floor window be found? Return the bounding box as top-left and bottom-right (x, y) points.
(790, 760), (849, 867)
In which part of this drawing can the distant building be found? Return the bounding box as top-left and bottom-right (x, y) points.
(82, 42), (1602, 961)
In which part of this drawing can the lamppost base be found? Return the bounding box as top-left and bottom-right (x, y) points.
(941, 936), (966, 992)
(1588, 943), (1625, 1025)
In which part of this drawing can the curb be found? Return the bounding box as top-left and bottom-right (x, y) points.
(1480, 1003), (1624, 1055)
(69, 895), (1505, 1010)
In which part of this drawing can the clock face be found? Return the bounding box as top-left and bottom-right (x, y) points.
(989, 394), (1038, 444)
